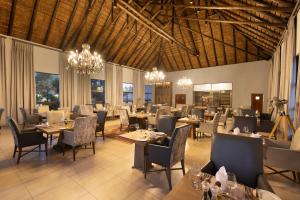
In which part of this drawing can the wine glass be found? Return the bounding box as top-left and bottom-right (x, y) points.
(243, 126), (249, 133)
(135, 123), (140, 131)
(227, 172), (237, 196)
(190, 166), (202, 190)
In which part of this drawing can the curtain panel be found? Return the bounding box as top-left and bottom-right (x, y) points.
(59, 53), (76, 109)
(9, 41), (35, 123)
(76, 74), (91, 105)
(133, 70), (139, 105)
(0, 38), (7, 125)
(115, 66), (123, 106)
(139, 71), (145, 104)
(105, 63), (113, 104)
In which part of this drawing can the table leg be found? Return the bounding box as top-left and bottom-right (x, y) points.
(192, 124), (196, 140)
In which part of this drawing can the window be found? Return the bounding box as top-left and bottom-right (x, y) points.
(91, 79), (105, 104)
(123, 83), (133, 103)
(35, 72), (60, 110)
(145, 85), (152, 103)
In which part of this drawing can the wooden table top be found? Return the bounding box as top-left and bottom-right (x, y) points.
(119, 130), (166, 143)
(129, 113), (150, 119)
(177, 117), (202, 124)
(35, 121), (74, 134)
(164, 171), (257, 200)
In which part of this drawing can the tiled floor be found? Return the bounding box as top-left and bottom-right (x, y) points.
(0, 120), (299, 200)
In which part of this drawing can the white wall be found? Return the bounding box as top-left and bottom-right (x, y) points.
(166, 60), (271, 112)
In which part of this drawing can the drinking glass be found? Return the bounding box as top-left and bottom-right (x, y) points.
(227, 172), (237, 196)
(243, 126), (249, 133)
(135, 123), (140, 131)
(201, 180), (210, 200)
(190, 166), (202, 190)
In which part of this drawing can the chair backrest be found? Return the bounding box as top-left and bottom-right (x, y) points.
(150, 105), (159, 114)
(58, 107), (71, 120)
(47, 110), (65, 124)
(241, 109), (256, 117)
(156, 116), (177, 137)
(224, 108), (230, 117)
(97, 111), (107, 124)
(72, 105), (80, 113)
(95, 103), (104, 110)
(38, 105), (49, 114)
(19, 108), (28, 121)
(169, 124), (191, 166)
(73, 116), (97, 145)
(208, 106), (217, 113)
(0, 108), (4, 121)
(119, 109), (129, 126)
(155, 108), (170, 123)
(211, 133), (263, 188)
(191, 108), (204, 119)
(180, 105), (188, 117)
(6, 117), (20, 146)
(212, 113), (221, 133)
(79, 105), (94, 116)
(233, 116), (257, 133)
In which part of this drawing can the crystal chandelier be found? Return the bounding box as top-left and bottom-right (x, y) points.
(177, 77), (193, 89)
(145, 67), (166, 83)
(67, 43), (104, 74)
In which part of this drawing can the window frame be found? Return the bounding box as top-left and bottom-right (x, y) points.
(144, 84), (152, 103)
(123, 82), (134, 103)
(91, 79), (105, 104)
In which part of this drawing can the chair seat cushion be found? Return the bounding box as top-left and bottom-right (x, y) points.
(290, 128), (300, 151)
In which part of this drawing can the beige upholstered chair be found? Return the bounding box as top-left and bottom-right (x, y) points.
(119, 109), (136, 131)
(196, 112), (221, 138)
(58, 107), (71, 120)
(219, 108), (230, 127)
(78, 105), (94, 116)
(47, 110), (65, 125)
(264, 128), (300, 183)
(38, 105), (49, 115)
(147, 108), (170, 127)
(62, 116), (97, 161)
(95, 103), (104, 110)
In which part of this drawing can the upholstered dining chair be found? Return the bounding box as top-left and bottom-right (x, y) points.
(119, 109), (136, 131)
(96, 111), (107, 140)
(0, 108), (4, 129)
(62, 116), (97, 161)
(156, 115), (177, 137)
(19, 107), (42, 127)
(7, 117), (48, 164)
(147, 108), (170, 128)
(264, 127), (300, 183)
(201, 133), (273, 192)
(219, 108), (230, 127)
(241, 108), (256, 117)
(144, 124), (191, 190)
(191, 108), (204, 119)
(196, 112), (221, 138)
(233, 116), (257, 133)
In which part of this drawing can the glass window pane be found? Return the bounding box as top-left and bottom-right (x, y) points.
(91, 79), (105, 104)
(123, 83), (133, 103)
(35, 72), (60, 110)
(144, 85), (152, 103)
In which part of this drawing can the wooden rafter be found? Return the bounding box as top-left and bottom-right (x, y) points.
(59, 0), (79, 49)
(43, 0), (60, 45)
(219, 22), (227, 65)
(7, 0), (17, 35)
(177, 24), (194, 69)
(167, 43), (180, 71)
(233, 28), (237, 63)
(208, 21), (218, 66)
(27, 0), (40, 40)
(83, 0), (106, 43)
(163, 50), (175, 71)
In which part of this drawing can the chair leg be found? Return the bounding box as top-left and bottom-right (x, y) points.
(17, 147), (22, 164)
(62, 143), (65, 156)
(165, 167), (172, 190)
(13, 145), (17, 158)
(102, 130), (105, 140)
(38, 144), (41, 152)
(45, 142), (48, 156)
(92, 142), (95, 155)
(181, 159), (185, 175)
(73, 147), (76, 161)
(50, 135), (53, 145)
(144, 159), (147, 179)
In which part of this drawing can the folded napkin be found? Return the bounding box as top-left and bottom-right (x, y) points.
(216, 166), (228, 191)
(233, 127), (240, 135)
(250, 133), (261, 138)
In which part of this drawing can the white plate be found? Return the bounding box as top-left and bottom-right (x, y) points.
(155, 132), (165, 136)
(257, 189), (281, 200)
(136, 137), (148, 142)
(36, 124), (49, 128)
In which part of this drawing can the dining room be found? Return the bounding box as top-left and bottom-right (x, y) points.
(0, 0), (300, 200)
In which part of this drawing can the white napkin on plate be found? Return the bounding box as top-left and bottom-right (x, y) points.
(216, 166), (228, 191)
(233, 127), (240, 135)
(250, 133), (261, 138)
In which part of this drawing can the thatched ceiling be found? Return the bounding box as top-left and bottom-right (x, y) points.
(0, 0), (297, 71)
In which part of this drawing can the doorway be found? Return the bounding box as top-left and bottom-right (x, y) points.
(251, 93), (263, 113)
(175, 94), (186, 107)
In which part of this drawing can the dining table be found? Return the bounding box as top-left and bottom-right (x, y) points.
(119, 129), (167, 171)
(35, 121), (74, 152)
(164, 171), (268, 200)
(177, 117), (202, 139)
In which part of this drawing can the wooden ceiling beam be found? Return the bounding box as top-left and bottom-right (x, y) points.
(161, 15), (286, 27)
(208, 22), (218, 66)
(219, 22), (227, 65)
(117, 0), (197, 56)
(7, 0), (17, 35)
(233, 28), (237, 63)
(149, 3), (293, 12)
(175, 22), (269, 59)
(83, 0), (106, 44)
(163, 49), (175, 71)
(177, 25), (194, 69)
(59, 0), (79, 49)
(43, 0), (60, 45)
(27, 0), (40, 41)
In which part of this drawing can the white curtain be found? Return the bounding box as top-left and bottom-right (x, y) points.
(115, 66), (123, 106)
(133, 70), (139, 105)
(76, 74), (91, 105)
(9, 41), (35, 123)
(59, 53), (76, 108)
(138, 71), (145, 104)
(279, 39), (287, 101)
(0, 38), (7, 125)
(105, 63), (113, 104)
